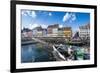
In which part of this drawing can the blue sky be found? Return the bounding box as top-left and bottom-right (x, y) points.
(21, 9), (90, 32)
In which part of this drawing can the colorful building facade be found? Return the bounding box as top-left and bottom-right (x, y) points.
(63, 27), (72, 39)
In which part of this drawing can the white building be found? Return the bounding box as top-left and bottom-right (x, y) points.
(52, 28), (58, 37)
(79, 24), (90, 40)
(32, 26), (43, 37)
(58, 28), (64, 37)
(32, 26), (47, 37)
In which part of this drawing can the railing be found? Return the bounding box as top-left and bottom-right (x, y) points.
(32, 37), (67, 61)
(52, 45), (66, 61)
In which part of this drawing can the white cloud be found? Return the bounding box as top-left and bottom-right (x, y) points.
(25, 23), (48, 29)
(48, 12), (52, 16)
(71, 14), (76, 21)
(23, 24), (39, 29)
(41, 24), (48, 28)
(22, 10), (36, 18)
(21, 11), (27, 16)
(59, 24), (63, 28)
(42, 11), (52, 16)
(31, 11), (36, 18)
(63, 13), (71, 22)
(29, 24), (39, 29)
(63, 13), (76, 22)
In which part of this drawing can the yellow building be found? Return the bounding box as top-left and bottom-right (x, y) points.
(63, 27), (72, 39)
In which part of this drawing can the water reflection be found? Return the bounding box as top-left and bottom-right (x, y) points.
(21, 44), (55, 63)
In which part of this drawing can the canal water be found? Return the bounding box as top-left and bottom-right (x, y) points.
(21, 43), (90, 63)
(21, 43), (55, 63)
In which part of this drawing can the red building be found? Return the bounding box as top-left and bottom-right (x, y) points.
(47, 24), (59, 36)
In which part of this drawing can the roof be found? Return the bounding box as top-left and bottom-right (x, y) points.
(58, 28), (63, 31)
(79, 24), (90, 29)
(33, 26), (43, 31)
(47, 24), (59, 28)
(63, 27), (71, 30)
(22, 28), (32, 33)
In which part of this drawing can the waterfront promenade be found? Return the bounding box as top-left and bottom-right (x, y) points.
(21, 37), (90, 61)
